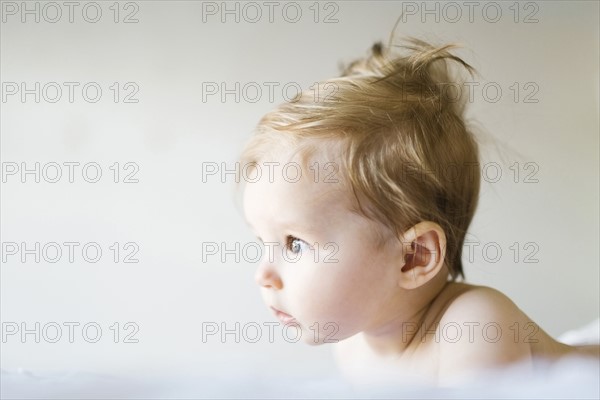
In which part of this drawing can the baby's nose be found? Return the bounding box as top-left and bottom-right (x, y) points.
(254, 264), (283, 290)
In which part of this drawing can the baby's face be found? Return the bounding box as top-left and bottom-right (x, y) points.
(243, 150), (403, 344)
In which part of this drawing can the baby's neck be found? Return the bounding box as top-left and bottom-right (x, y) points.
(360, 275), (453, 357)
(332, 279), (457, 387)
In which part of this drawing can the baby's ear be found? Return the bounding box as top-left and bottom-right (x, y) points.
(397, 222), (447, 290)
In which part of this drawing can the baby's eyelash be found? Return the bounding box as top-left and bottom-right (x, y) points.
(253, 235), (309, 252)
(285, 235), (307, 252)
(285, 235), (298, 249)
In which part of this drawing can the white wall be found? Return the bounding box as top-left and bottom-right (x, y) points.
(1, 0), (598, 379)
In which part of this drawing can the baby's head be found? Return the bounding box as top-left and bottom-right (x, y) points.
(239, 37), (480, 344)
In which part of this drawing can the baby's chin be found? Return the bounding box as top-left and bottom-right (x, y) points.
(294, 322), (352, 346)
(299, 333), (338, 346)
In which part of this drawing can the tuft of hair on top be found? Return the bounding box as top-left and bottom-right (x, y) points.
(238, 35), (482, 281)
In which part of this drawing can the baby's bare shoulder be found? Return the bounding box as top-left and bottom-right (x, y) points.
(437, 283), (536, 345)
(439, 283), (524, 324)
(434, 284), (535, 383)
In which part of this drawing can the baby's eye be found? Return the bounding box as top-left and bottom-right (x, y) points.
(285, 235), (309, 255)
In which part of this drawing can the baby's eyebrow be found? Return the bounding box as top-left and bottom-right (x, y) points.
(278, 218), (320, 236)
(245, 214), (320, 237)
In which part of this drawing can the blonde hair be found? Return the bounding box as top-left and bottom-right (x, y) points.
(238, 36), (481, 281)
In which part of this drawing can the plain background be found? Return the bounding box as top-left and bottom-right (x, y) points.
(1, 0), (598, 379)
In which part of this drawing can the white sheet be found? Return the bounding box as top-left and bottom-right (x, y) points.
(3, 320), (598, 399)
(2, 354), (598, 400)
(558, 318), (600, 345)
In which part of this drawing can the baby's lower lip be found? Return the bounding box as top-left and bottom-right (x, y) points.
(271, 307), (296, 324)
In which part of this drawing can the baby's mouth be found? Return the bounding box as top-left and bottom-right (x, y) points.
(270, 306), (297, 325)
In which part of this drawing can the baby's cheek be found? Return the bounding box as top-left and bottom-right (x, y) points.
(292, 261), (377, 335)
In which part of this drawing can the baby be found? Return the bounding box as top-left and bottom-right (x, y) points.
(237, 36), (598, 386)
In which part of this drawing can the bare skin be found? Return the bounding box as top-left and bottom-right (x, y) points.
(333, 281), (599, 386)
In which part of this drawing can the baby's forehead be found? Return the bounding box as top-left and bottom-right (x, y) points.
(253, 140), (344, 181)
(244, 147), (352, 210)
(248, 158), (349, 205)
